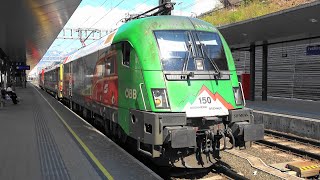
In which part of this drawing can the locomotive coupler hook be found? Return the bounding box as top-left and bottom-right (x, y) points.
(225, 127), (235, 150)
(209, 133), (214, 153)
(216, 129), (226, 151)
(204, 130), (210, 153)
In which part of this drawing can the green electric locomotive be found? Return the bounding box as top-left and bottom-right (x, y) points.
(59, 13), (264, 168)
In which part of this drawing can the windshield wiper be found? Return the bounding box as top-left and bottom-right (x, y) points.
(198, 42), (220, 77)
(181, 42), (195, 80)
(182, 32), (195, 77)
(182, 41), (192, 73)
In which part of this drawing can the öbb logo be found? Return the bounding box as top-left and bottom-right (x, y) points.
(125, 88), (137, 99)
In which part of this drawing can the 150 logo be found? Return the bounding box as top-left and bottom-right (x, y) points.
(198, 97), (212, 104)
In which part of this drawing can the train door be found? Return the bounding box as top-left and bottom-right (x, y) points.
(40, 69), (44, 88)
(63, 63), (73, 101)
(117, 41), (148, 135)
(58, 64), (63, 99)
(117, 42), (133, 110)
(55, 67), (59, 94)
(69, 63), (73, 98)
(62, 63), (69, 98)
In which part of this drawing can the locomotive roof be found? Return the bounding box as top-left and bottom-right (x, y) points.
(113, 15), (219, 41)
(63, 16), (219, 64)
(63, 29), (118, 64)
(43, 63), (60, 73)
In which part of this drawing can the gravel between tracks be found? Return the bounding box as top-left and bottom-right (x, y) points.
(172, 143), (305, 179)
(220, 151), (281, 180)
(242, 144), (304, 164)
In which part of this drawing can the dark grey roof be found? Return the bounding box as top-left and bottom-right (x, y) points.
(0, 0), (81, 70)
(218, 1), (320, 49)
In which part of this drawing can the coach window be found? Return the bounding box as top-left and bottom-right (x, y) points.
(105, 56), (115, 76)
(122, 41), (131, 67)
(96, 61), (105, 77)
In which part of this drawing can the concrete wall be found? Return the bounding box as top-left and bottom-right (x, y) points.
(253, 110), (320, 141)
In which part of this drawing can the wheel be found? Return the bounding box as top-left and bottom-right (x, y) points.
(104, 120), (111, 136)
(69, 100), (73, 110)
(118, 127), (127, 144)
(83, 108), (88, 119)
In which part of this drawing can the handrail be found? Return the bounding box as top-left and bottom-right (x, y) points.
(238, 82), (246, 107)
(139, 83), (147, 110)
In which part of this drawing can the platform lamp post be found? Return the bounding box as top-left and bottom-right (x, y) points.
(0, 58), (3, 85)
(0, 48), (8, 87)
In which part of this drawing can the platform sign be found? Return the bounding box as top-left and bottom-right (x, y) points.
(16, 65), (30, 70)
(306, 45), (320, 55)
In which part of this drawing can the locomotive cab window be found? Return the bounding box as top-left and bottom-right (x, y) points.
(154, 30), (229, 72)
(194, 31), (228, 71)
(122, 41), (131, 67)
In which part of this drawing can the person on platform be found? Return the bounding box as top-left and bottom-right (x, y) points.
(6, 84), (18, 104)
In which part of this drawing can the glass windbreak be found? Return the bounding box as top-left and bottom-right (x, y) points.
(154, 30), (228, 71)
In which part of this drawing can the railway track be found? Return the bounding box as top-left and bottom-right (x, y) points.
(257, 130), (320, 160)
(97, 122), (320, 179)
(264, 129), (320, 148)
(164, 163), (248, 180)
(161, 130), (320, 179)
(122, 142), (248, 180)
(58, 100), (246, 180)
(62, 97), (319, 180)
(211, 163), (249, 180)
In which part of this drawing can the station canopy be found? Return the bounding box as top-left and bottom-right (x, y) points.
(0, 0), (81, 71)
(218, 1), (320, 49)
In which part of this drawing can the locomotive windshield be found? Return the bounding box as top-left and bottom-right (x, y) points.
(154, 30), (228, 71)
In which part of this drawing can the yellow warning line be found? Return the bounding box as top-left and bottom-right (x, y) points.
(34, 86), (114, 180)
(300, 165), (320, 171)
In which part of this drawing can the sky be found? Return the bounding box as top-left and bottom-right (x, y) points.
(30, 0), (222, 75)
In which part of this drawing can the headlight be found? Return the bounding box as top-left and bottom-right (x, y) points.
(233, 83), (245, 106)
(151, 88), (170, 109)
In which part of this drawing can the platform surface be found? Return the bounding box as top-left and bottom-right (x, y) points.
(0, 83), (161, 180)
(246, 97), (320, 120)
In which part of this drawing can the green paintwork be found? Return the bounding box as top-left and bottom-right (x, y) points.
(112, 15), (242, 133)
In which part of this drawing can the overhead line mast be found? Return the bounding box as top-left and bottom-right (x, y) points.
(56, 28), (110, 47)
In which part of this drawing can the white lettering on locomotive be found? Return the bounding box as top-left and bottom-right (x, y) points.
(104, 84), (109, 93)
(125, 88), (137, 99)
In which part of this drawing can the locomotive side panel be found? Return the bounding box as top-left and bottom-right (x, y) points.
(43, 67), (59, 96)
(62, 63), (71, 99)
(71, 52), (97, 109)
(39, 69), (44, 89)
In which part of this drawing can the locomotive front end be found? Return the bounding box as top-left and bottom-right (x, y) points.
(128, 17), (264, 168)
